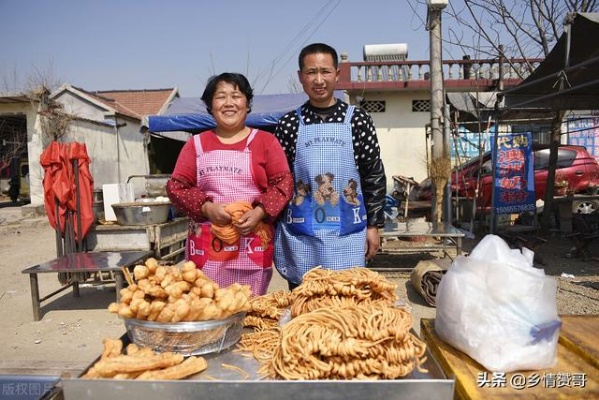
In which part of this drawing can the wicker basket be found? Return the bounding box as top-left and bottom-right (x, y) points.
(124, 312), (246, 356)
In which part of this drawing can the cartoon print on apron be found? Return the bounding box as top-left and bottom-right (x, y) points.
(186, 130), (273, 270)
(284, 106), (366, 236)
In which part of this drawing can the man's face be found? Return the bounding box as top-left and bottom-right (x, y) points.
(298, 52), (339, 108)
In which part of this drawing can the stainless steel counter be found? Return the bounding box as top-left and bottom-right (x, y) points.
(62, 341), (455, 400)
(0, 374), (61, 400)
(378, 221), (465, 261)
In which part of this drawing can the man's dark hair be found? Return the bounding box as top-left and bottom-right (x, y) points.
(201, 72), (253, 115)
(298, 43), (339, 71)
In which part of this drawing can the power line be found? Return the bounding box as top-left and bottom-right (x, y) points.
(257, 0), (341, 94)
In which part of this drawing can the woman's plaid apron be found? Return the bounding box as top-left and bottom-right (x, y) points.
(186, 129), (273, 295)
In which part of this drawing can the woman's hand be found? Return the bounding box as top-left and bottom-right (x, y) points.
(234, 207), (266, 236)
(201, 202), (232, 226)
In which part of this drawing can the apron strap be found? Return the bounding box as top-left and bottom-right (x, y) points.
(193, 133), (204, 154)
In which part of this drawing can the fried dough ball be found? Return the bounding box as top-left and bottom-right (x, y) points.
(133, 264), (150, 281)
(109, 261), (251, 322)
(144, 257), (159, 268)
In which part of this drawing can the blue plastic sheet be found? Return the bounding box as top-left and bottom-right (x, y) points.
(147, 93), (311, 133)
(145, 92), (346, 136)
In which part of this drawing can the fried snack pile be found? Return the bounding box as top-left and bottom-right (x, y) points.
(108, 258), (251, 322)
(267, 303), (427, 380)
(83, 338), (207, 380)
(236, 329), (281, 362)
(237, 267), (426, 380)
(211, 201), (271, 246)
(243, 290), (293, 330)
(290, 267), (398, 317)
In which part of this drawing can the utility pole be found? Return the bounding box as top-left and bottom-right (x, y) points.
(427, 0), (449, 224)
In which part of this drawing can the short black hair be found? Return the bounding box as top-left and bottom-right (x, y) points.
(201, 72), (253, 115)
(298, 43), (339, 71)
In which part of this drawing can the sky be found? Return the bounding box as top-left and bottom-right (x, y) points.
(0, 0), (434, 97)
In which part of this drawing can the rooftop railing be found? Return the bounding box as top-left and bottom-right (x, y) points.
(337, 55), (543, 91)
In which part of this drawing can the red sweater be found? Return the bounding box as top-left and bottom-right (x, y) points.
(167, 130), (293, 223)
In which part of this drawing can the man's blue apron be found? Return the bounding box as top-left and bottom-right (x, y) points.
(274, 105), (367, 285)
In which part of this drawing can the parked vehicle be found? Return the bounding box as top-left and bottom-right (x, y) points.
(410, 145), (599, 214)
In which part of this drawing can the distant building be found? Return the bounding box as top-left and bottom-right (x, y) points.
(336, 44), (541, 190)
(0, 85), (178, 206)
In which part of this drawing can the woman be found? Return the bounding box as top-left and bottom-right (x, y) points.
(167, 73), (293, 295)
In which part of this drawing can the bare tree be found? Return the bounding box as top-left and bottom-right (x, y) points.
(0, 119), (27, 179)
(443, 0), (595, 60)
(1, 64), (70, 198)
(2, 63), (70, 145)
(415, 0), (598, 232)
(1, 60), (61, 95)
(0, 65), (21, 94)
(1, 61), (66, 144)
(33, 86), (73, 143)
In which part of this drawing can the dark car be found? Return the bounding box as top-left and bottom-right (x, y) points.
(411, 145), (599, 214)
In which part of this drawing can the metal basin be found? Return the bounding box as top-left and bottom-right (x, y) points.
(124, 312), (246, 356)
(111, 201), (170, 226)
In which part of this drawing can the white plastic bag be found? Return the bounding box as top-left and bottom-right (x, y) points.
(435, 234), (561, 372)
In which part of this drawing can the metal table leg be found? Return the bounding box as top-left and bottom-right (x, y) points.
(73, 280), (80, 297)
(115, 271), (124, 302)
(28, 273), (41, 322)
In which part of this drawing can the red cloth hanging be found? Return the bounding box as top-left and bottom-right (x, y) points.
(40, 142), (94, 241)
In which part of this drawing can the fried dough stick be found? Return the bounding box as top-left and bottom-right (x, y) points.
(100, 338), (123, 359)
(136, 356), (207, 380)
(93, 352), (185, 377)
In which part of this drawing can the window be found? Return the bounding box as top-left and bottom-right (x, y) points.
(512, 124), (552, 145)
(412, 100), (430, 112)
(534, 149), (576, 170)
(359, 100), (385, 113)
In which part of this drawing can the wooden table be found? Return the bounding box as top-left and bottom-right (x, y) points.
(421, 316), (599, 399)
(21, 251), (152, 321)
(379, 221), (465, 260)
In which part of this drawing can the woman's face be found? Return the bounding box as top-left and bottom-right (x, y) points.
(211, 81), (248, 132)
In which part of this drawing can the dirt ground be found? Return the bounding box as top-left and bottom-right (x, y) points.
(0, 200), (598, 377)
(371, 233), (599, 316)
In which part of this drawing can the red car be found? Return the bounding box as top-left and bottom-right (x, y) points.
(411, 145), (599, 214)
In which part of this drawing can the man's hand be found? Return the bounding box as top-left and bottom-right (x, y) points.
(365, 226), (380, 261)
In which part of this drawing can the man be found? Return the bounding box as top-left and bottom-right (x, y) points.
(274, 42), (387, 290)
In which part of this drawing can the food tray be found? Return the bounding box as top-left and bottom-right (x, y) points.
(63, 333), (455, 400)
(124, 312), (246, 356)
